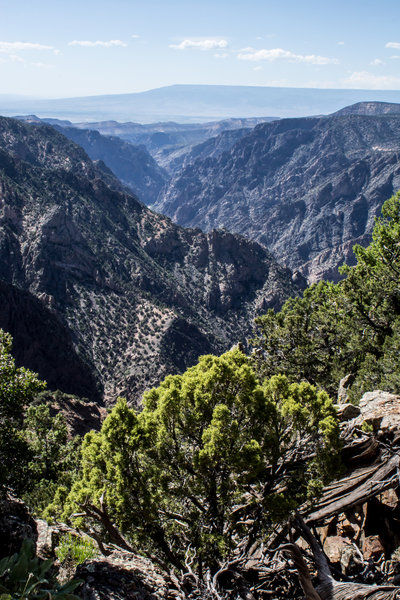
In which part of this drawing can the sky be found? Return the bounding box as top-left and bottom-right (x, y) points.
(1, 0), (400, 98)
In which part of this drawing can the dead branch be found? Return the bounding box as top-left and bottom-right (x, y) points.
(294, 514), (400, 600)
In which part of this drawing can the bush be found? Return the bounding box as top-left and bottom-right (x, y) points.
(0, 538), (81, 599)
(55, 534), (98, 567)
(60, 349), (340, 576)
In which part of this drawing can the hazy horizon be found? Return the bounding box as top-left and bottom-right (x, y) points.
(2, 83), (400, 124)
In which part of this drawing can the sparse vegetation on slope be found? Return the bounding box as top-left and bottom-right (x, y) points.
(0, 116), (302, 404)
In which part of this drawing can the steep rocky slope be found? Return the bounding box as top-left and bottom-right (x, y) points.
(0, 280), (101, 401)
(49, 116), (270, 174)
(52, 125), (168, 206)
(0, 116), (302, 404)
(17, 116), (168, 205)
(333, 100), (400, 116)
(156, 112), (400, 281)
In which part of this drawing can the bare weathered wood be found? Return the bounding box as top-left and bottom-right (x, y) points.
(307, 454), (399, 523)
(276, 543), (323, 600)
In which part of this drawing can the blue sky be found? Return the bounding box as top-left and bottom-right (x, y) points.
(1, 0), (400, 98)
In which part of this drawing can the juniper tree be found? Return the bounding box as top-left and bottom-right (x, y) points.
(0, 330), (46, 494)
(58, 349), (339, 575)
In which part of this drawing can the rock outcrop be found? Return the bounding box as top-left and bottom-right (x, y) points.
(352, 391), (400, 439)
(155, 111), (400, 282)
(75, 552), (172, 600)
(0, 496), (37, 559)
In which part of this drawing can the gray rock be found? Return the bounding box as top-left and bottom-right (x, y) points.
(75, 551), (172, 600)
(337, 373), (356, 404)
(336, 403), (361, 422)
(353, 390), (400, 436)
(155, 113), (400, 282)
(0, 496), (37, 558)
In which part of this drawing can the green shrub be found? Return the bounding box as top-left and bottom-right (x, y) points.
(0, 538), (81, 599)
(55, 534), (98, 567)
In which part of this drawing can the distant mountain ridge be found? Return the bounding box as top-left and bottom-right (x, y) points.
(18, 114), (268, 176)
(333, 101), (400, 116)
(51, 124), (169, 206)
(3, 84), (400, 122)
(13, 101), (400, 287)
(0, 116), (302, 404)
(45, 116), (271, 173)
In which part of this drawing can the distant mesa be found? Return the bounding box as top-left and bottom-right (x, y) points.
(2, 84), (400, 122)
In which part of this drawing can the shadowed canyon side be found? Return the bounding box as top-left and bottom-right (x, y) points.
(0, 116), (303, 404)
(155, 106), (400, 282)
(0, 280), (102, 401)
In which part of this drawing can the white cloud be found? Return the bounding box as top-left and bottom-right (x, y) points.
(370, 58), (385, 66)
(337, 41), (345, 45)
(391, 55), (400, 59)
(253, 66), (263, 71)
(131, 34), (140, 39)
(237, 47), (339, 65)
(0, 54), (24, 63)
(68, 39), (127, 48)
(386, 42), (400, 49)
(214, 52), (229, 59)
(343, 70), (400, 89)
(0, 41), (56, 53)
(169, 39), (228, 51)
(0, 42), (60, 67)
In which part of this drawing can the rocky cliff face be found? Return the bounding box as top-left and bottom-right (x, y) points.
(333, 101), (400, 116)
(51, 125), (169, 206)
(155, 112), (400, 282)
(66, 116), (272, 173)
(0, 116), (302, 404)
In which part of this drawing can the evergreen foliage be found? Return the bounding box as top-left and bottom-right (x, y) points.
(0, 329), (82, 511)
(0, 331), (46, 494)
(23, 405), (82, 515)
(58, 349), (339, 575)
(253, 190), (400, 399)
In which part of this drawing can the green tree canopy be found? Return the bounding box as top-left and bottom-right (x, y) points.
(0, 330), (46, 494)
(58, 349), (339, 576)
(253, 190), (400, 399)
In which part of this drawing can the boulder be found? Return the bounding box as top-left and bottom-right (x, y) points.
(379, 488), (399, 509)
(0, 495), (37, 558)
(337, 374), (356, 404)
(352, 391), (400, 437)
(336, 402), (361, 422)
(75, 550), (173, 600)
(323, 535), (352, 565)
(362, 535), (385, 560)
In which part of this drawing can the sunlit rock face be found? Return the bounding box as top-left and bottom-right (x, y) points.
(156, 109), (400, 282)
